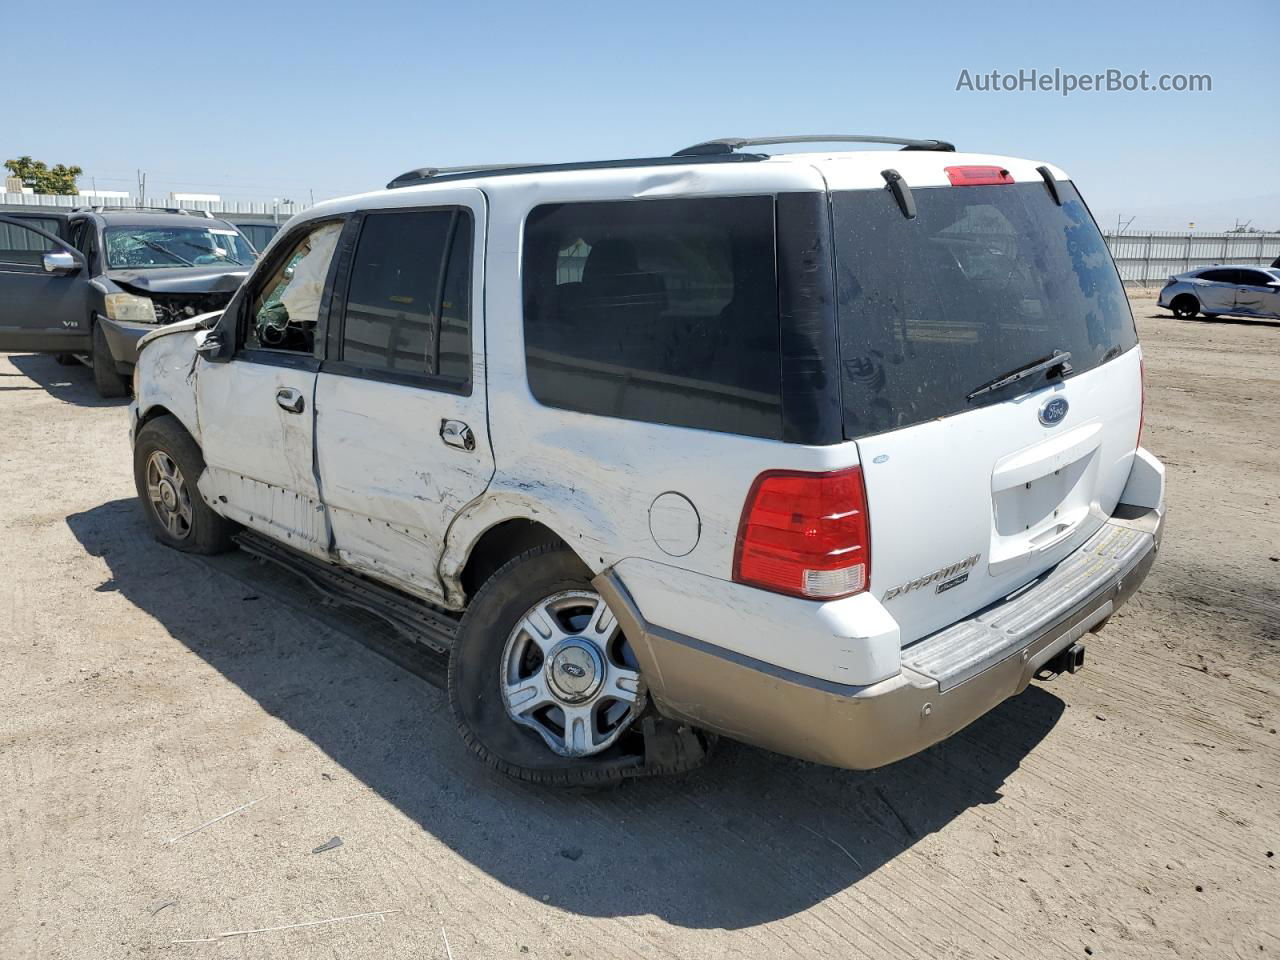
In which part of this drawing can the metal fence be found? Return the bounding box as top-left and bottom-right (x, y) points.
(1102, 231), (1280, 285)
(5, 191), (1278, 284)
(0, 191), (297, 223)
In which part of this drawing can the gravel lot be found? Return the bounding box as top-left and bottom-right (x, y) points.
(1, 294), (1277, 960)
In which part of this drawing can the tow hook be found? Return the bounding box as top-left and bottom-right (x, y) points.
(1037, 642), (1086, 680)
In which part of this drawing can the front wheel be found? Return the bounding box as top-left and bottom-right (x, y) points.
(91, 322), (129, 398)
(132, 415), (236, 554)
(1170, 294), (1201, 320)
(448, 544), (649, 785)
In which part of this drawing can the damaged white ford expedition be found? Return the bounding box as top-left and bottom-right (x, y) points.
(129, 135), (1165, 785)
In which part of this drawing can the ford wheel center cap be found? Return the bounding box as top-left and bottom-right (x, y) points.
(546, 641), (604, 703)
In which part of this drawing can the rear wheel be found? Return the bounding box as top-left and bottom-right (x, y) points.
(449, 543), (649, 785)
(132, 416), (236, 554)
(1170, 294), (1201, 320)
(91, 322), (129, 398)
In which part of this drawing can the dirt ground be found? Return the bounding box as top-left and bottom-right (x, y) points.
(1, 293), (1277, 960)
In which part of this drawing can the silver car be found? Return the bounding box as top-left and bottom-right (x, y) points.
(1158, 265), (1280, 320)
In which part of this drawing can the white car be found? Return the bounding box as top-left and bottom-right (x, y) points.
(129, 135), (1165, 785)
(1158, 265), (1280, 321)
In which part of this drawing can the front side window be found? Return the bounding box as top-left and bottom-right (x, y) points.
(337, 208), (473, 385)
(104, 225), (257, 269)
(0, 220), (56, 266)
(249, 221), (344, 353)
(1239, 270), (1275, 288)
(833, 181), (1137, 437)
(522, 196), (781, 439)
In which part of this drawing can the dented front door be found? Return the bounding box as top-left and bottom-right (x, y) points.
(196, 356), (327, 557)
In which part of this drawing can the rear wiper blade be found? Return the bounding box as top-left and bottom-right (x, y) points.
(966, 350), (1073, 401)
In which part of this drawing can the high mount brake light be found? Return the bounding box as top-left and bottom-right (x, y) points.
(945, 165), (1015, 186)
(734, 467), (871, 601)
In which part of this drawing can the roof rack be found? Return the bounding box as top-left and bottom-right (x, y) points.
(72, 205), (216, 218)
(386, 152), (766, 190)
(673, 135), (956, 156)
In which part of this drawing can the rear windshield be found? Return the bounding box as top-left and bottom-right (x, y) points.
(833, 181), (1136, 437)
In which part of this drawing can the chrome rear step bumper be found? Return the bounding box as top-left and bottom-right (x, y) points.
(903, 521), (1153, 692)
(597, 503), (1163, 771)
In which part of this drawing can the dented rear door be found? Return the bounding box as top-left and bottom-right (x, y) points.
(313, 192), (493, 605)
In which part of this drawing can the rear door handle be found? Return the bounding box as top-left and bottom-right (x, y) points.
(440, 419), (475, 451)
(276, 387), (305, 414)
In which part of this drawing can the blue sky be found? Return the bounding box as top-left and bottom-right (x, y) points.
(8, 0), (1278, 229)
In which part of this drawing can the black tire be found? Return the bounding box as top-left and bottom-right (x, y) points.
(132, 415), (236, 554)
(91, 322), (129, 398)
(1170, 294), (1201, 320)
(54, 352), (78, 366)
(448, 543), (649, 786)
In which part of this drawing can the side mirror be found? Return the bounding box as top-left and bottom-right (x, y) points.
(42, 250), (80, 275)
(195, 332), (227, 362)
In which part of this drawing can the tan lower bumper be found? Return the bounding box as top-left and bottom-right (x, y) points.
(596, 509), (1161, 771)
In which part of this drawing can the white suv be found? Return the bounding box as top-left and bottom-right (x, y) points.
(129, 135), (1165, 785)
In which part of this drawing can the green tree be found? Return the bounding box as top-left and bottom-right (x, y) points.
(4, 156), (83, 195)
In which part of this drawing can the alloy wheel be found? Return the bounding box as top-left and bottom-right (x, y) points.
(145, 450), (194, 541)
(499, 589), (645, 757)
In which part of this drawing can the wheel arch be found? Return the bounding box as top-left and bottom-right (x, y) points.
(135, 401), (200, 449)
(447, 513), (572, 609)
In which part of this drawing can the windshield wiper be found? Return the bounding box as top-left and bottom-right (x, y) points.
(966, 350), (1073, 401)
(175, 238), (242, 265)
(130, 236), (194, 266)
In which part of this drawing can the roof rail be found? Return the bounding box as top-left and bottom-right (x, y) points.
(673, 135), (956, 156)
(71, 205), (217, 218)
(388, 163), (537, 188)
(386, 152), (766, 190)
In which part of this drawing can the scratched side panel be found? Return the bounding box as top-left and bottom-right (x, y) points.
(133, 328), (203, 442)
(313, 372), (496, 604)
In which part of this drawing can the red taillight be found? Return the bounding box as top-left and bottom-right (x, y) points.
(945, 165), (1015, 186)
(733, 467), (871, 600)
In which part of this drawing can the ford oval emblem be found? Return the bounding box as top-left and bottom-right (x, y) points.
(1039, 396), (1069, 426)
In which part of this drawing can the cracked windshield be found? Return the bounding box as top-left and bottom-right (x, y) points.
(103, 226), (257, 269)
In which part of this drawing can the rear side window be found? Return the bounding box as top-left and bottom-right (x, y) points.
(339, 209), (473, 386)
(522, 196), (781, 439)
(1199, 269), (1237, 283)
(833, 181), (1137, 437)
(237, 223), (279, 252)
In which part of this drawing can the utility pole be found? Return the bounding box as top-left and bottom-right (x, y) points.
(137, 169), (146, 205)
(309, 188), (314, 207)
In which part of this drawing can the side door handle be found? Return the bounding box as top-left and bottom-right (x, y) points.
(440, 419), (475, 451)
(276, 387), (305, 414)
